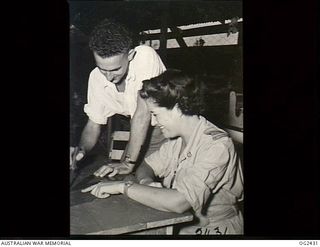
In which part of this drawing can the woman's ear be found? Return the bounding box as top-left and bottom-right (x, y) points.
(128, 49), (136, 62)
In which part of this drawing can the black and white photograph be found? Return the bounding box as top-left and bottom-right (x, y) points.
(0, 0), (319, 243)
(69, 1), (244, 236)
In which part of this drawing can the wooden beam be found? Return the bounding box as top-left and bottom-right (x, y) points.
(169, 26), (187, 48)
(141, 23), (243, 40)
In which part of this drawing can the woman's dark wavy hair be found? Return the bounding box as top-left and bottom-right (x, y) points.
(89, 18), (133, 58)
(140, 69), (206, 116)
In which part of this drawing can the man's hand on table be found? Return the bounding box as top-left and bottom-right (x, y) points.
(70, 146), (85, 169)
(94, 162), (135, 177)
(81, 181), (124, 199)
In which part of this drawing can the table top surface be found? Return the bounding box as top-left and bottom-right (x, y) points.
(70, 156), (193, 235)
(70, 192), (193, 235)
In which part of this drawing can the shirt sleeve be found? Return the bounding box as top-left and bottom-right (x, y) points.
(133, 46), (166, 91)
(174, 140), (233, 213)
(83, 70), (113, 125)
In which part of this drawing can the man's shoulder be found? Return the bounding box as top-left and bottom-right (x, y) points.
(88, 67), (105, 87)
(134, 45), (157, 56)
(89, 67), (100, 77)
(131, 45), (163, 70)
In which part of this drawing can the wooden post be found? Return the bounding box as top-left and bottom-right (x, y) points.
(238, 24), (242, 46)
(159, 7), (168, 63)
(106, 117), (113, 160)
(166, 226), (173, 235)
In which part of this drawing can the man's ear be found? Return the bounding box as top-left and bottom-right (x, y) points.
(128, 49), (136, 62)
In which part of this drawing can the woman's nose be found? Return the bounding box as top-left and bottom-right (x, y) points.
(151, 114), (158, 126)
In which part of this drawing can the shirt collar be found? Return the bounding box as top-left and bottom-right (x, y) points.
(179, 116), (222, 160)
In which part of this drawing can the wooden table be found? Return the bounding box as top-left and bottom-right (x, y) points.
(70, 156), (193, 235)
(70, 193), (193, 235)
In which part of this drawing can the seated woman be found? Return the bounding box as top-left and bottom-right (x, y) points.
(82, 69), (244, 235)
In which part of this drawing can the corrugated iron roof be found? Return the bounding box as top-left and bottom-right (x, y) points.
(70, 1), (242, 35)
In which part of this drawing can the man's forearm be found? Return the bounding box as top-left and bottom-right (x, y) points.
(126, 96), (151, 161)
(126, 116), (150, 161)
(78, 119), (101, 154)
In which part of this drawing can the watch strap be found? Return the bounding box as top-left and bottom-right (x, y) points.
(123, 181), (134, 196)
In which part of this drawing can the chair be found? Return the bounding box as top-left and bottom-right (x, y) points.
(225, 91), (243, 144)
(106, 115), (131, 162)
(108, 130), (130, 161)
(225, 91), (244, 213)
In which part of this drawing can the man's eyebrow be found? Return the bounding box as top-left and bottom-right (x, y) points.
(98, 66), (121, 72)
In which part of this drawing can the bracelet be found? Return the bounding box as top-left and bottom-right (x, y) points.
(124, 155), (137, 165)
(123, 181), (134, 196)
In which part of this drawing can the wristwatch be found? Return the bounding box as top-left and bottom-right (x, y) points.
(123, 180), (134, 196)
(124, 155), (137, 165)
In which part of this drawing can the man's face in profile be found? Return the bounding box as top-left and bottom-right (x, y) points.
(94, 52), (130, 84)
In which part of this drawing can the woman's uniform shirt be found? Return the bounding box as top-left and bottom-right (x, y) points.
(145, 116), (244, 235)
(84, 45), (166, 125)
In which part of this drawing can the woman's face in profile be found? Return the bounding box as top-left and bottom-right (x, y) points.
(146, 99), (180, 139)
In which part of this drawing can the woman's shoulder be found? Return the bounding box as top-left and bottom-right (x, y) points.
(199, 117), (229, 139)
(199, 118), (233, 150)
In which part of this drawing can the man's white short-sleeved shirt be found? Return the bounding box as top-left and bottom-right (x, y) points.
(84, 45), (166, 124)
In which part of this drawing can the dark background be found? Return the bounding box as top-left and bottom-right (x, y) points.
(1, 0), (318, 239)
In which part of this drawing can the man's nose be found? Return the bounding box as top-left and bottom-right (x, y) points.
(105, 72), (114, 82)
(151, 114), (157, 126)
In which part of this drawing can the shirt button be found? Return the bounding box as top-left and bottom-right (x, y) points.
(187, 152), (192, 157)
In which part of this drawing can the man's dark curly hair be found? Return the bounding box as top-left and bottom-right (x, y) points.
(140, 69), (206, 116)
(89, 18), (133, 58)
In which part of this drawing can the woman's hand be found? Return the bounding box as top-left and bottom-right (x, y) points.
(81, 181), (124, 198)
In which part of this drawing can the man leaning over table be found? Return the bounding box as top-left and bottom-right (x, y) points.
(70, 18), (166, 175)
